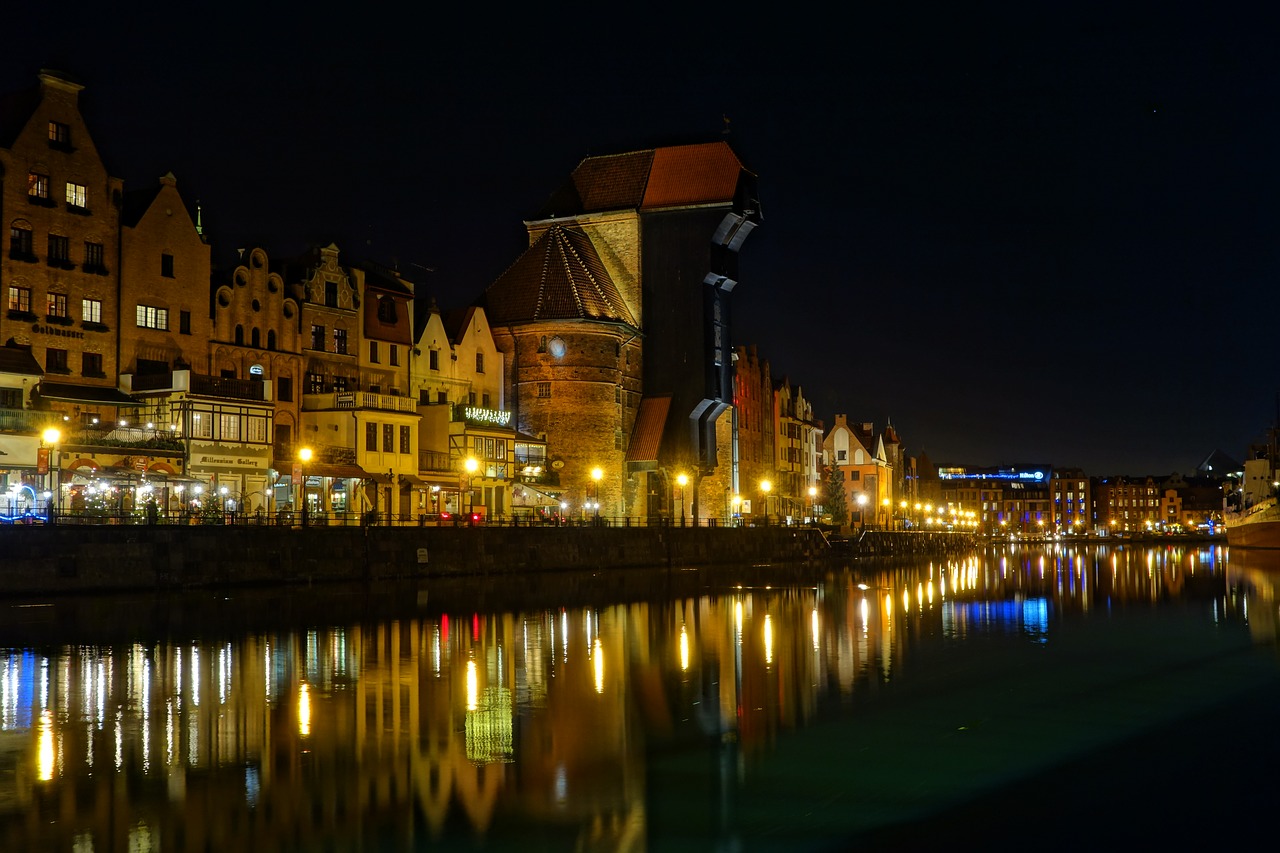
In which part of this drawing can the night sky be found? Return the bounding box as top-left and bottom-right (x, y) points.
(7, 5), (1277, 475)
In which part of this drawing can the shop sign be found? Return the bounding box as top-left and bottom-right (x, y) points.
(189, 442), (270, 473)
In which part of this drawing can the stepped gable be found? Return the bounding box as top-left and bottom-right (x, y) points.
(482, 224), (636, 327)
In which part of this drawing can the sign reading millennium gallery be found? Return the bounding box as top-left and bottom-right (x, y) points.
(188, 443), (270, 474)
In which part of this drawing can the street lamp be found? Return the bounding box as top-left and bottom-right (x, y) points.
(856, 493), (869, 531)
(760, 479), (772, 526)
(298, 447), (312, 527)
(41, 427), (61, 522)
(465, 457), (479, 524)
(731, 494), (742, 525)
(808, 485), (817, 524)
(591, 467), (603, 523)
(676, 472), (688, 526)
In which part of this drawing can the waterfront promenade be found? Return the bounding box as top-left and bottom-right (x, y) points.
(0, 523), (981, 597)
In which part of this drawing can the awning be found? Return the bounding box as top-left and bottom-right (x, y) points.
(399, 474), (427, 489)
(625, 394), (671, 462)
(37, 381), (143, 406)
(276, 461), (369, 480)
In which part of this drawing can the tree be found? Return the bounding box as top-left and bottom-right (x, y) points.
(823, 463), (849, 530)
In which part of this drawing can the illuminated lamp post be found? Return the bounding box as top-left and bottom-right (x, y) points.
(759, 479), (772, 526)
(731, 494), (742, 526)
(856, 493), (869, 531)
(298, 447), (312, 527)
(41, 427), (61, 522)
(676, 472), (688, 527)
(899, 500), (908, 530)
(808, 485), (817, 524)
(465, 457), (480, 524)
(591, 466), (604, 524)
(881, 497), (890, 530)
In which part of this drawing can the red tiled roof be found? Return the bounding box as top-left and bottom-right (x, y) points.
(641, 142), (744, 209)
(535, 141), (748, 218)
(625, 395), (672, 462)
(483, 225), (637, 327)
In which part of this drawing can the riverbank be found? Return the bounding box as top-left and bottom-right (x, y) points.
(0, 525), (988, 597)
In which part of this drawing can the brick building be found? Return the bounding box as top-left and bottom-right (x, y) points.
(486, 141), (761, 522)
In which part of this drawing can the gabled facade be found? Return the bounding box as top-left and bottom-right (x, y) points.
(771, 379), (821, 522)
(823, 414), (878, 528)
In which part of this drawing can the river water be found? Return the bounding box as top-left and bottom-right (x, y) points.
(2, 542), (1278, 852)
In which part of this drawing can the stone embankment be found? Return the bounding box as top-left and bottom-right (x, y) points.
(0, 525), (984, 597)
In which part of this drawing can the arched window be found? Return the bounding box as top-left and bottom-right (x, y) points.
(377, 296), (398, 323)
(267, 330), (277, 351)
(251, 327), (261, 348)
(235, 325), (244, 345)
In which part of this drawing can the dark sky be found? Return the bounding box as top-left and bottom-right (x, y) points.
(8, 5), (1278, 475)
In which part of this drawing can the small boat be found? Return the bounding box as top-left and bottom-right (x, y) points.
(1225, 497), (1280, 549)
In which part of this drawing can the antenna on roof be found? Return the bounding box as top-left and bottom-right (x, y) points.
(722, 114), (732, 135)
(195, 201), (203, 237)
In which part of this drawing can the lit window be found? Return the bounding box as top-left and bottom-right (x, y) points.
(136, 304), (169, 330)
(219, 413), (241, 441)
(8, 286), (32, 313)
(65, 182), (87, 209)
(27, 172), (50, 200)
(46, 292), (68, 318)
(48, 121), (70, 146)
(334, 328), (347, 354)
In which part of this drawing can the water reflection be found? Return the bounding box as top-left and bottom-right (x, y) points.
(0, 542), (1272, 850)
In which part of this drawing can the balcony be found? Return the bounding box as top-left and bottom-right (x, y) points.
(127, 370), (267, 402)
(303, 390), (417, 413)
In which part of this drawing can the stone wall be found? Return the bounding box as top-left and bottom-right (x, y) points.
(0, 524), (831, 596)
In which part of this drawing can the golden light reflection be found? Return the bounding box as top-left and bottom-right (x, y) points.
(298, 682), (311, 737)
(37, 709), (54, 781)
(593, 638), (604, 694)
(735, 600), (744, 645)
(811, 608), (820, 652)
(466, 660), (479, 711)
(884, 593), (893, 620)
(859, 597), (870, 634)
(679, 626), (689, 672)
(764, 615), (773, 665)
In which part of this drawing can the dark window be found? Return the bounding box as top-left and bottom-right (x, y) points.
(383, 423), (394, 452)
(10, 225), (34, 260)
(267, 329), (276, 350)
(369, 341), (379, 363)
(437, 391), (447, 404)
(0, 388), (21, 409)
(161, 253), (174, 278)
(482, 393), (490, 407)
(180, 311), (191, 335)
(390, 345), (399, 366)
(366, 422), (378, 451)
(429, 350), (439, 370)
(83, 241), (105, 273)
(399, 425), (410, 454)
(235, 325), (244, 345)
(377, 296), (397, 323)
(311, 325), (325, 351)
(324, 280), (338, 307)
(82, 352), (103, 377)
(48, 234), (70, 265)
(278, 376), (293, 402)
(468, 391), (476, 406)
(334, 328), (347, 354)
(46, 347), (69, 373)
(251, 327), (261, 348)
(537, 382), (551, 398)
(475, 352), (484, 373)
